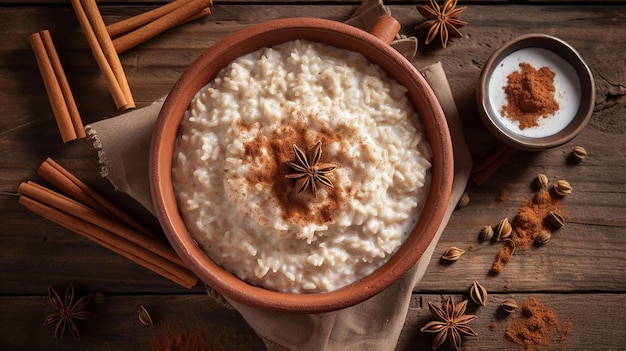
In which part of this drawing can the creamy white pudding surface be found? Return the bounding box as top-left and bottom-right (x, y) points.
(172, 40), (432, 293)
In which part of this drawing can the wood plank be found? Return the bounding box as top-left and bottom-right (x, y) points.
(1, 293), (623, 350)
(399, 293), (626, 351)
(0, 293), (266, 350)
(2, 0), (625, 4)
(417, 126), (626, 292)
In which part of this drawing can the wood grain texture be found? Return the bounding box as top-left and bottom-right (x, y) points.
(0, 2), (624, 350)
(1, 293), (623, 350)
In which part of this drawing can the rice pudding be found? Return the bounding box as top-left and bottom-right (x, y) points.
(172, 40), (432, 293)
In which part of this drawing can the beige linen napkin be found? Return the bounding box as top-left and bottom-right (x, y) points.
(344, 0), (418, 59)
(85, 2), (472, 350)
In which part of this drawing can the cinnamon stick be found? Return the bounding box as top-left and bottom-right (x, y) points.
(19, 181), (182, 266)
(183, 7), (212, 24)
(19, 195), (197, 289)
(80, 0), (135, 109)
(107, 0), (198, 38)
(112, 0), (213, 54)
(471, 144), (516, 186)
(37, 157), (158, 240)
(70, 0), (135, 110)
(41, 30), (86, 139)
(29, 31), (77, 143)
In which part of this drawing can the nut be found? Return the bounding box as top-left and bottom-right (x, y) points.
(138, 305), (153, 326)
(469, 280), (488, 306)
(441, 247), (465, 262)
(479, 225), (494, 241)
(547, 211), (565, 228)
(571, 146), (587, 161)
(536, 173), (549, 189)
(457, 192), (470, 208)
(535, 230), (552, 245)
(500, 298), (518, 313)
(495, 218), (512, 241)
(553, 179), (573, 196)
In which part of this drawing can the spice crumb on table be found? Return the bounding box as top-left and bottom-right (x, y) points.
(490, 188), (565, 274)
(505, 297), (572, 351)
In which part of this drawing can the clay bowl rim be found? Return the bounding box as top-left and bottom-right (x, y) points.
(477, 33), (595, 151)
(150, 17), (454, 313)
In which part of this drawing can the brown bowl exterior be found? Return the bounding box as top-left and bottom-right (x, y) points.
(150, 17), (453, 313)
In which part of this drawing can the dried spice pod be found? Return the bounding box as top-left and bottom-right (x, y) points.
(547, 211), (565, 228)
(495, 218), (512, 241)
(420, 296), (477, 351)
(415, 0), (468, 48)
(500, 298), (518, 313)
(553, 179), (573, 196)
(535, 230), (552, 245)
(43, 284), (94, 341)
(441, 247), (465, 262)
(138, 305), (154, 326)
(536, 173), (549, 189)
(571, 146), (587, 161)
(457, 192), (470, 208)
(285, 141), (337, 198)
(503, 238), (517, 255)
(470, 280), (488, 306)
(479, 225), (494, 241)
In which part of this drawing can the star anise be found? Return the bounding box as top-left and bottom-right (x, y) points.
(43, 284), (94, 341)
(285, 141), (336, 197)
(420, 296), (477, 351)
(415, 0), (467, 48)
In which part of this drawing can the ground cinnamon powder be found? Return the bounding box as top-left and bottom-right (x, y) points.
(491, 189), (563, 274)
(501, 62), (559, 129)
(151, 323), (222, 351)
(241, 120), (343, 226)
(505, 297), (571, 351)
(239, 124), (344, 225)
(495, 189), (509, 202)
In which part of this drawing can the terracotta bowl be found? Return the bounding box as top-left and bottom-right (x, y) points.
(150, 17), (454, 313)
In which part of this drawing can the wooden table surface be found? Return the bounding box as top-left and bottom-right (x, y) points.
(1, 1), (625, 350)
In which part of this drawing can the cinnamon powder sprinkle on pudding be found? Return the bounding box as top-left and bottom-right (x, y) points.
(172, 40), (432, 293)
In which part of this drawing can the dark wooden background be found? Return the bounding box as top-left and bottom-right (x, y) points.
(1, 1), (624, 350)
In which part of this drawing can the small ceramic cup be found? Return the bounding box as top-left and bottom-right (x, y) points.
(477, 33), (595, 151)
